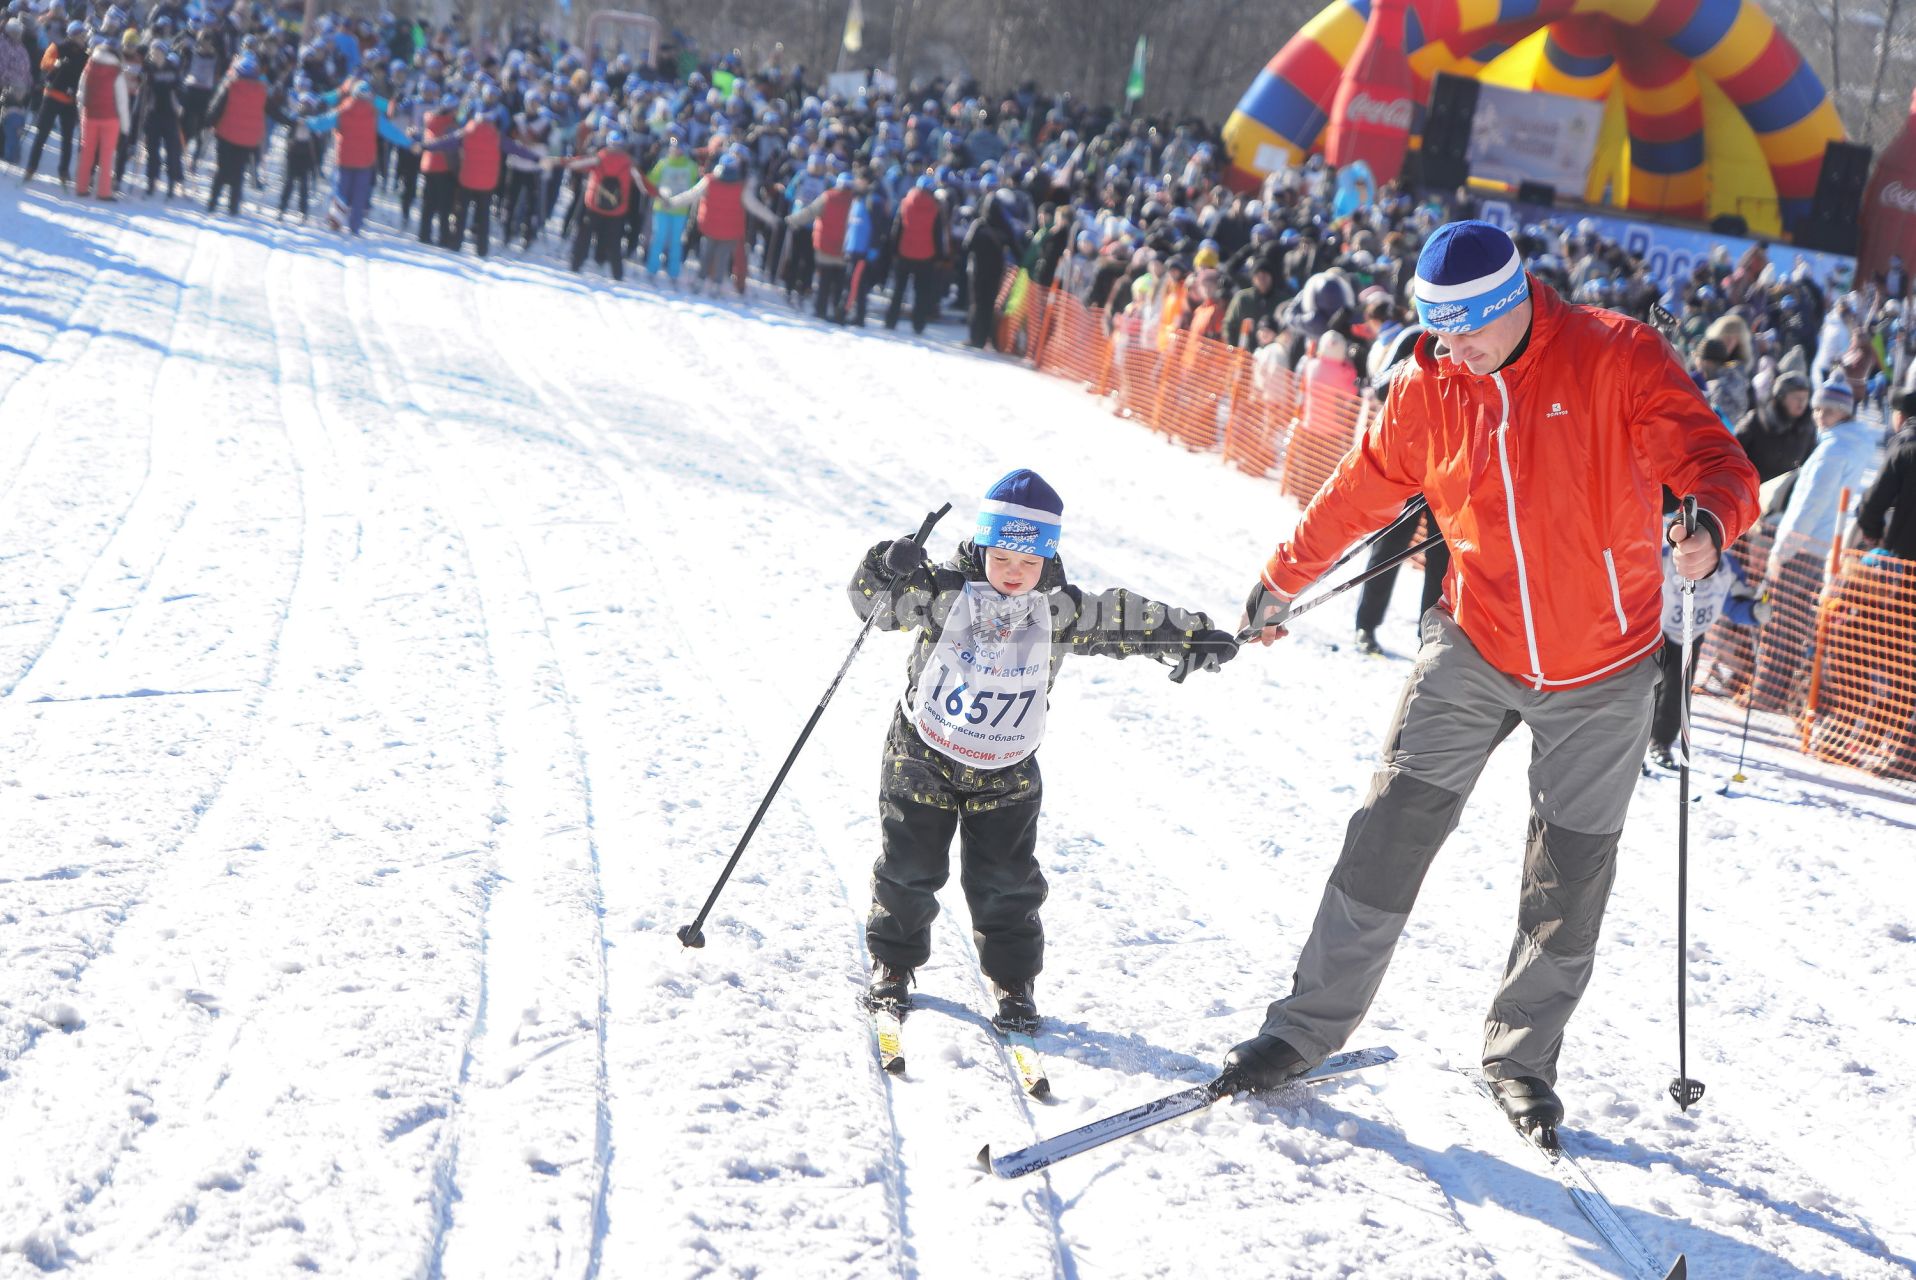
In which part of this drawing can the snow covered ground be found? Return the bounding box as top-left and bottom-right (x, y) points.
(1, 182), (1913, 1280)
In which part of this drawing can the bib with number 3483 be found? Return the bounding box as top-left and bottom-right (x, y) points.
(906, 582), (1052, 771)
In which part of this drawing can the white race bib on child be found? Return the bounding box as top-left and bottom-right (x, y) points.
(907, 582), (1051, 770)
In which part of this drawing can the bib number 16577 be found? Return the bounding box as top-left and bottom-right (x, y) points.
(928, 663), (1036, 728)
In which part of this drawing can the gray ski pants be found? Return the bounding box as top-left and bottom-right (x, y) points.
(1260, 608), (1659, 1085)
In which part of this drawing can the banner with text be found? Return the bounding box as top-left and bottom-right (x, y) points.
(1467, 84), (1604, 196)
(1475, 200), (1856, 292)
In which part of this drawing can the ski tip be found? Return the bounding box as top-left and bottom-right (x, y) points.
(976, 1143), (993, 1170)
(883, 1056), (906, 1075)
(1665, 1254), (1687, 1280)
(1027, 1077), (1052, 1100)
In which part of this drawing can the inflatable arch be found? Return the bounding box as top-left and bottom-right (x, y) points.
(1223, 0), (1847, 236)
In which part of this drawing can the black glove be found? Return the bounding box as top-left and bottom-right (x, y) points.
(1167, 628), (1239, 683)
(1239, 580), (1295, 641)
(879, 536), (930, 581)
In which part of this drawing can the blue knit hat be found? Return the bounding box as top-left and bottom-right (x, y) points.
(1812, 374), (1854, 412)
(1413, 220), (1530, 334)
(975, 469), (1064, 558)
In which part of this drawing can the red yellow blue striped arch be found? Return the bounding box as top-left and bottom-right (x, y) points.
(1222, 0), (1846, 235)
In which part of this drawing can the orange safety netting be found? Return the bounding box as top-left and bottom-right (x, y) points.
(989, 270), (1916, 793)
(999, 273), (1370, 505)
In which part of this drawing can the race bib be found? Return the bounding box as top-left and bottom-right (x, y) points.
(907, 583), (1051, 770)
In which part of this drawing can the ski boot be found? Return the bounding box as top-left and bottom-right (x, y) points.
(865, 960), (914, 1012)
(1354, 628), (1384, 657)
(990, 980), (1040, 1036)
(1647, 743), (1678, 772)
(1213, 1033), (1309, 1096)
(1489, 1075), (1565, 1148)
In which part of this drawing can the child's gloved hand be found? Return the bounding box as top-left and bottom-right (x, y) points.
(880, 536), (930, 581)
(1166, 629), (1240, 683)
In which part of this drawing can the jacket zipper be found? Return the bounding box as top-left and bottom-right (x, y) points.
(1601, 548), (1627, 635)
(1491, 372), (1543, 686)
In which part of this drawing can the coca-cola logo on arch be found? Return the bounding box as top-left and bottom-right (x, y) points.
(1882, 181), (1916, 214)
(1346, 93), (1413, 131)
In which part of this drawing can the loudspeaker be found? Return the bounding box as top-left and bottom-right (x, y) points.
(1517, 180), (1557, 207)
(1420, 73), (1479, 192)
(1797, 141), (1872, 254)
(1709, 213), (1749, 237)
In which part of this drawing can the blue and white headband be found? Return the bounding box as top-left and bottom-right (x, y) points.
(975, 499), (1062, 559)
(1413, 243), (1530, 334)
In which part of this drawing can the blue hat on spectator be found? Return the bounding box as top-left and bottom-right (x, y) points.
(1413, 220), (1529, 334)
(975, 469), (1064, 559)
(1812, 375), (1854, 413)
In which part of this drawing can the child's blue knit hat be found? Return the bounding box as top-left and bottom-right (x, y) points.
(975, 469), (1064, 558)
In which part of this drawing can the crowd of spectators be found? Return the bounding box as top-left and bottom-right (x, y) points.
(3, 1), (1913, 776)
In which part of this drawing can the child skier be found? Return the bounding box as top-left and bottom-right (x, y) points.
(849, 469), (1239, 1031)
(1647, 540), (1770, 771)
(273, 91), (324, 221)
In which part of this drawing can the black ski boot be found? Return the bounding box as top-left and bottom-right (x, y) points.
(1213, 1033), (1309, 1095)
(866, 961), (914, 1011)
(990, 980), (1040, 1035)
(1647, 742), (1678, 772)
(1489, 1075), (1565, 1147)
(1354, 628), (1384, 656)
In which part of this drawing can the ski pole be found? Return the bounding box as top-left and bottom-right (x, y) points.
(1236, 530), (1444, 644)
(1175, 502), (1434, 680)
(1720, 611), (1766, 794)
(1671, 495), (1707, 1112)
(1315, 494), (1430, 587)
(677, 502), (952, 949)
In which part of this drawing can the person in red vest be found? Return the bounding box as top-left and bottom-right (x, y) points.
(204, 52), (267, 215)
(415, 92), (461, 248)
(550, 128), (633, 281)
(886, 173), (949, 333)
(307, 79), (416, 235)
(22, 20), (86, 188)
(420, 93), (540, 259)
(73, 35), (130, 200)
(657, 152), (777, 296)
(787, 170), (858, 323)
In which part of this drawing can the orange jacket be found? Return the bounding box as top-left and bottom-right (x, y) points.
(1155, 276), (1189, 349)
(1263, 277), (1761, 690)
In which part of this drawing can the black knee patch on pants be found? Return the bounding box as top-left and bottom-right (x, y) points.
(1330, 770), (1470, 914)
(1518, 818), (1618, 957)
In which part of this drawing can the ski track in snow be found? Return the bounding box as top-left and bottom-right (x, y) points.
(1, 184), (1914, 1279)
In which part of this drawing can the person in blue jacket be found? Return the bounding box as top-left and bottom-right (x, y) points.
(842, 172), (882, 328)
(1759, 376), (1884, 710)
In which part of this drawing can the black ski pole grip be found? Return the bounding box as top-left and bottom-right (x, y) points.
(911, 503), (954, 548)
(1681, 494), (1698, 538)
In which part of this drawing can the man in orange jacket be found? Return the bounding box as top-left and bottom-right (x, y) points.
(1218, 221), (1761, 1135)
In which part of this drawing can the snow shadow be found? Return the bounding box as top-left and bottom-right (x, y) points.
(906, 992), (1213, 1079)
(1573, 1127), (1916, 1274)
(1408, 1127), (1866, 1279)
(1, 195), (184, 294)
